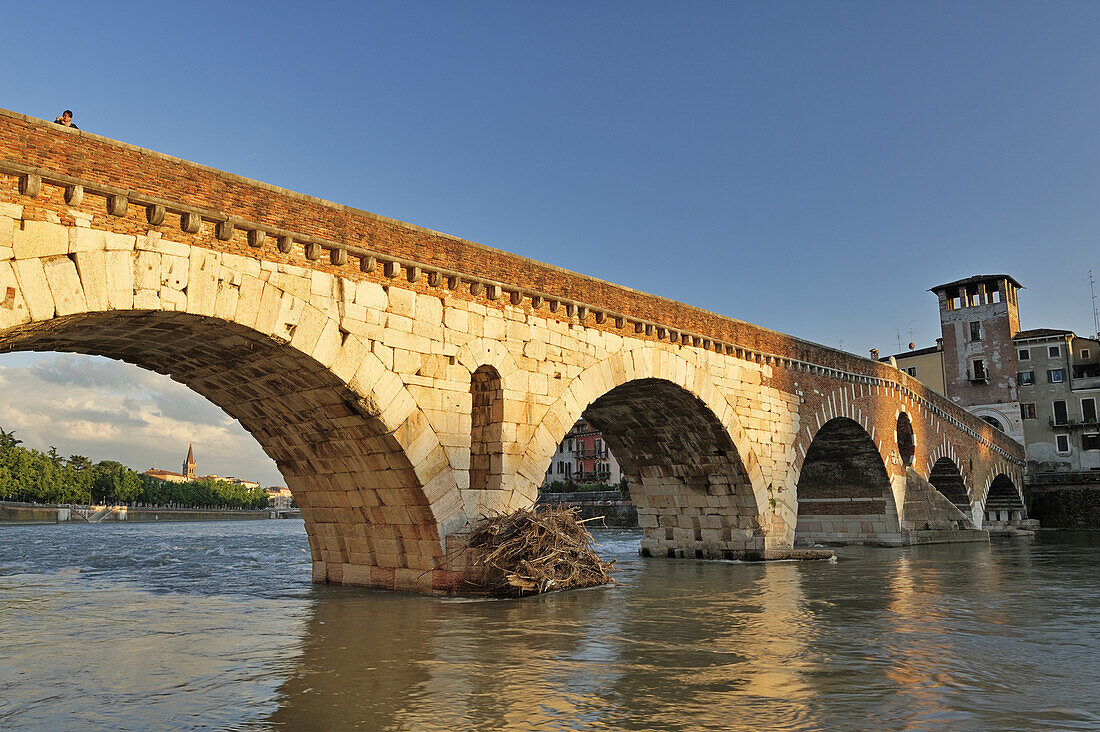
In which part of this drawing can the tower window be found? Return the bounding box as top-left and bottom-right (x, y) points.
(969, 321), (983, 342)
(970, 359), (987, 381)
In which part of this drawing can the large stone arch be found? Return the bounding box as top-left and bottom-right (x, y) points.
(522, 346), (774, 557)
(1, 244), (466, 591)
(793, 416), (902, 545)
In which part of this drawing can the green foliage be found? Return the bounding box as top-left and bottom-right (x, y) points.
(0, 426), (269, 509)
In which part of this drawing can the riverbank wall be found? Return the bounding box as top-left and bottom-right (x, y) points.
(0, 502), (278, 525)
(1029, 484), (1100, 529)
(537, 491), (638, 528)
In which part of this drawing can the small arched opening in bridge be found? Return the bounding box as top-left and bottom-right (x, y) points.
(983, 474), (1026, 527)
(566, 378), (762, 560)
(0, 310), (446, 588)
(928, 457), (972, 516)
(896, 412), (915, 467)
(470, 365), (503, 491)
(795, 417), (900, 545)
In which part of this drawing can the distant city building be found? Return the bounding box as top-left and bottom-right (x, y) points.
(144, 443), (197, 484)
(543, 418), (622, 486)
(143, 445), (265, 488)
(266, 486), (294, 509)
(882, 274), (1100, 477)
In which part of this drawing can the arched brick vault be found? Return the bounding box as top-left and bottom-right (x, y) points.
(521, 347), (775, 556)
(0, 249), (467, 592)
(794, 417), (901, 543)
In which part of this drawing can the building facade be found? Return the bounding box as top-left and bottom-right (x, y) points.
(1015, 330), (1100, 473)
(543, 418), (623, 487)
(886, 275), (1100, 478)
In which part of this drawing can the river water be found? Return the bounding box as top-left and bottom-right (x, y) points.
(2, 521), (1100, 731)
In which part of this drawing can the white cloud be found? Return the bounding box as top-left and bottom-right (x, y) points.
(0, 353), (285, 486)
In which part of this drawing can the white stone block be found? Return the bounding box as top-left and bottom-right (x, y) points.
(133, 249), (160, 291)
(11, 258), (55, 320)
(69, 227), (107, 253)
(73, 250), (108, 312)
(160, 254), (189, 291)
(104, 232), (136, 251)
(42, 256), (88, 316)
(104, 250), (134, 310)
(387, 287), (416, 318)
(137, 234), (191, 258)
(13, 220), (68, 259)
(186, 248), (219, 316)
(134, 289), (160, 309)
(0, 261), (31, 329)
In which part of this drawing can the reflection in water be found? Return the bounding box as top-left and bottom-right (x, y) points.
(6, 523), (1100, 730)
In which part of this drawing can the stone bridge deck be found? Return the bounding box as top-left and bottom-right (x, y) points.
(0, 109), (1025, 592)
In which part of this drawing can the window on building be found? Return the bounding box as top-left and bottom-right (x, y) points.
(595, 438), (603, 455)
(1053, 400), (1069, 426)
(1017, 371), (1035, 386)
(1048, 369), (1066, 383)
(565, 463), (572, 478)
(969, 321), (983, 342)
(1083, 433), (1100, 452)
(905, 367), (917, 377)
(567, 439), (573, 452)
(1021, 403), (1036, 419)
(1056, 434), (1071, 454)
(1082, 348), (1092, 360)
(1018, 348), (1031, 361)
(992, 289), (1001, 303)
(1049, 345), (1061, 358)
(970, 359), (987, 381)
(1083, 398), (1098, 424)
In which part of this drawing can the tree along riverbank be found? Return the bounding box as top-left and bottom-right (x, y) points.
(0, 428), (269, 509)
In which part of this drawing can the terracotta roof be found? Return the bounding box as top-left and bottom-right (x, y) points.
(1013, 328), (1075, 340)
(929, 274), (1023, 293)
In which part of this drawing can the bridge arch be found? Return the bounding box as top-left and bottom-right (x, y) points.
(927, 456), (972, 516)
(981, 473), (1026, 527)
(794, 417), (901, 545)
(523, 347), (772, 557)
(0, 247), (467, 591)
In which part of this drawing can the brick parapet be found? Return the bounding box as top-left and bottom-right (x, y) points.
(0, 108), (1022, 464)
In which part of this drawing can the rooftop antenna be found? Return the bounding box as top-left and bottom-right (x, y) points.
(1091, 270), (1100, 338)
(896, 328), (903, 352)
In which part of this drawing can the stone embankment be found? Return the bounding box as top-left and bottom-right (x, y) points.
(0, 501), (277, 525)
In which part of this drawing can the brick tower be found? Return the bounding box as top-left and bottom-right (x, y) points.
(930, 274), (1023, 443)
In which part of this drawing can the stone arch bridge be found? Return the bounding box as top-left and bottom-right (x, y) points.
(0, 110), (1025, 592)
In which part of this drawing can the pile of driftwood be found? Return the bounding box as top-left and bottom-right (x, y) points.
(464, 506), (615, 597)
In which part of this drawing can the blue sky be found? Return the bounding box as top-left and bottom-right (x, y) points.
(3, 1), (1100, 484)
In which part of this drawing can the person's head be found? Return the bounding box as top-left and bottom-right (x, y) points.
(62, 110), (73, 122)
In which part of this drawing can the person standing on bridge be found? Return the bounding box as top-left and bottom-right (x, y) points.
(54, 110), (78, 129)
